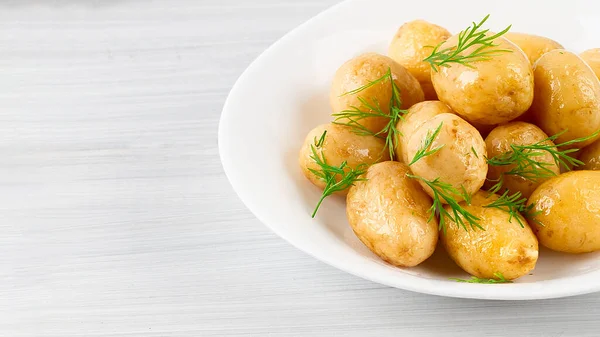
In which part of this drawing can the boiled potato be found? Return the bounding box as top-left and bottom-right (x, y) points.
(527, 171), (600, 253)
(530, 50), (600, 149)
(395, 100), (453, 164)
(504, 32), (563, 65)
(406, 113), (487, 201)
(442, 191), (539, 280)
(431, 35), (534, 125)
(578, 139), (600, 170)
(346, 161), (437, 267)
(485, 122), (559, 198)
(330, 53), (424, 134)
(395, 100), (490, 164)
(388, 20), (451, 100)
(580, 48), (600, 80)
(298, 123), (389, 194)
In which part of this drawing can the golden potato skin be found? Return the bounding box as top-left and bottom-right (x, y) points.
(578, 139), (600, 170)
(298, 123), (389, 195)
(527, 171), (600, 253)
(330, 53), (424, 134)
(442, 191), (539, 280)
(406, 113), (487, 201)
(580, 48), (600, 80)
(530, 50), (600, 149)
(485, 122), (559, 198)
(431, 35), (534, 125)
(346, 161), (438, 267)
(395, 100), (453, 164)
(504, 32), (563, 65)
(388, 20), (451, 100)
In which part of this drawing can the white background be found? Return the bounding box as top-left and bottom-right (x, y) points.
(1, 0), (598, 336)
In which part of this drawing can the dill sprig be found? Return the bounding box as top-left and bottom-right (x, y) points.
(315, 130), (327, 147)
(341, 72), (392, 96)
(332, 68), (406, 160)
(451, 272), (512, 284)
(308, 131), (367, 218)
(406, 174), (482, 232)
(483, 190), (537, 228)
(409, 122), (445, 165)
(486, 129), (600, 191)
(486, 176), (505, 195)
(424, 15), (512, 71)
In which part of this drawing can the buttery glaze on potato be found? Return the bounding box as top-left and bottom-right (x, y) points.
(406, 113), (487, 201)
(388, 20), (451, 100)
(580, 48), (600, 80)
(346, 161), (438, 267)
(431, 35), (534, 125)
(504, 32), (563, 65)
(485, 122), (560, 198)
(395, 100), (453, 164)
(578, 139), (600, 170)
(298, 123), (389, 194)
(527, 171), (600, 253)
(330, 53), (424, 134)
(530, 50), (600, 148)
(442, 191), (539, 280)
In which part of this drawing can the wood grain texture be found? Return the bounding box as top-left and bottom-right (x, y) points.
(0, 1), (598, 336)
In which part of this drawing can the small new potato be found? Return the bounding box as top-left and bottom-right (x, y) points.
(580, 48), (600, 80)
(406, 113), (487, 201)
(485, 122), (560, 198)
(395, 100), (454, 164)
(504, 32), (563, 65)
(346, 161), (438, 267)
(330, 53), (424, 134)
(527, 171), (600, 253)
(530, 50), (600, 148)
(431, 35), (534, 125)
(388, 20), (451, 100)
(298, 123), (389, 194)
(442, 191), (539, 280)
(578, 139), (600, 170)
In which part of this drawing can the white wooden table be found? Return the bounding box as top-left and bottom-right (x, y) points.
(1, 1), (598, 336)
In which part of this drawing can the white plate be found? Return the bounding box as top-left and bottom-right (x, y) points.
(218, 0), (600, 300)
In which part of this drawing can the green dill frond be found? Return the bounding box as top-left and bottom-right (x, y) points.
(424, 15), (512, 71)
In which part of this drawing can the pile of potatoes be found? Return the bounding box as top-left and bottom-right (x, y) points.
(299, 19), (600, 281)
